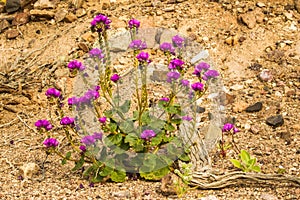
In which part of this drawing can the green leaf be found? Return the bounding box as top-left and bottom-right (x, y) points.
(247, 158), (256, 168)
(179, 153), (190, 162)
(107, 133), (123, 146)
(119, 100), (131, 113)
(140, 166), (170, 180)
(61, 158), (67, 165)
(165, 104), (181, 115)
(240, 149), (250, 163)
(150, 132), (163, 146)
(251, 165), (261, 173)
(164, 123), (175, 131)
(170, 118), (182, 125)
(119, 120), (134, 133)
(72, 156), (85, 171)
(230, 159), (242, 169)
(99, 166), (114, 176)
(108, 122), (118, 133)
(125, 133), (138, 146)
(148, 117), (165, 131)
(61, 151), (72, 165)
(83, 165), (94, 177)
(141, 111), (151, 125)
(111, 170), (126, 182)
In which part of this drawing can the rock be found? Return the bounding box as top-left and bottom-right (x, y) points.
(78, 42), (89, 52)
(81, 32), (95, 43)
(164, 6), (175, 12)
(6, 29), (19, 39)
(34, 0), (56, 9)
(245, 102), (263, 112)
(266, 115), (284, 127)
(200, 195), (219, 200)
(75, 8), (86, 18)
(256, 2), (266, 8)
(54, 8), (68, 22)
(109, 30), (131, 52)
(112, 191), (130, 198)
(136, 28), (158, 49)
(250, 125), (260, 134)
(284, 86), (295, 96)
(260, 193), (278, 200)
(0, 19), (10, 33)
(12, 12), (30, 26)
(150, 70), (168, 82)
(240, 12), (257, 28)
(259, 69), (273, 82)
(160, 173), (182, 195)
(295, 0), (300, 13)
(230, 84), (244, 91)
(283, 12), (293, 20)
(30, 9), (55, 19)
(71, 0), (83, 8)
(232, 101), (248, 113)
(225, 35), (239, 46)
(20, 162), (40, 179)
(64, 13), (77, 23)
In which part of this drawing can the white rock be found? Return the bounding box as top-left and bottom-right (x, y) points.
(230, 84), (244, 91)
(20, 162), (40, 179)
(256, 2), (266, 7)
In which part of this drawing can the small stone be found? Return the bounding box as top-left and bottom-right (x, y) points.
(230, 84), (244, 91)
(260, 193), (278, 200)
(30, 9), (55, 19)
(266, 115), (284, 127)
(283, 12), (293, 20)
(20, 162), (40, 179)
(34, 0), (56, 9)
(6, 29), (19, 39)
(232, 101), (248, 113)
(12, 12), (30, 26)
(200, 195), (219, 200)
(81, 32), (95, 43)
(75, 8), (86, 18)
(240, 11), (257, 29)
(259, 69), (273, 82)
(284, 86), (295, 96)
(256, 2), (266, 8)
(245, 102), (263, 112)
(78, 42), (89, 52)
(0, 19), (10, 33)
(112, 191), (130, 198)
(164, 6), (175, 12)
(54, 8), (68, 22)
(64, 13), (77, 23)
(250, 125), (260, 134)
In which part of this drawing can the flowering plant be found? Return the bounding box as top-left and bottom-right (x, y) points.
(35, 15), (223, 183)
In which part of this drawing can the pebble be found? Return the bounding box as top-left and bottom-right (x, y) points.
(34, 0), (56, 9)
(260, 193), (278, 200)
(256, 2), (265, 8)
(75, 8), (87, 18)
(245, 102), (263, 112)
(284, 86), (295, 97)
(112, 191), (130, 198)
(225, 35), (239, 46)
(64, 13), (77, 23)
(200, 195), (219, 200)
(266, 115), (284, 127)
(81, 32), (95, 43)
(12, 12), (30, 26)
(240, 11), (257, 29)
(259, 69), (273, 82)
(250, 125), (260, 134)
(0, 19), (10, 33)
(6, 29), (19, 39)
(283, 12), (293, 21)
(30, 9), (55, 19)
(78, 42), (89, 52)
(230, 84), (244, 91)
(232, 101), (248, 113)
(54, 8), (68, 22)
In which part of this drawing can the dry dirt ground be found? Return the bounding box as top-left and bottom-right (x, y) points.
(0, 0), (300, 199)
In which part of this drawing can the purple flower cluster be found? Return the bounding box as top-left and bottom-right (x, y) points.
(43, 138), (59, 148)
(91, 14), (111, 32)
(98, 117), (107, 124)
(172, 35), (185, 48)
(222, 123), (239, 133)
(128, 18), (140, 29)
(167, 71), (180, 83)
(81, 132), (103, 146)
(193, 62), (210, 77)
(168, 59), (185, 70)
(129, 40), (147, 50)
(159, 42), (175, 55)
(68, 60), (85, 72)
(35, 119), (53, 131)
(182, 115), (192, 121)
(89, 48), (105, 59)
(68, 87), (100, 107)
(191, 82), (204, 91)
(181, 79), (190, 87)
(110, 74), (120, 83)
(160, 97), (170, 102)
(136, 51), (151, 63)
(202, 70), (219, 80)
(60, 117), (75, 126)
(45, 88), (61, 98)
(140, 129), (156, 140)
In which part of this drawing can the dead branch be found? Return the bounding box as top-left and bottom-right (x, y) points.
(190, 171), (300, 189)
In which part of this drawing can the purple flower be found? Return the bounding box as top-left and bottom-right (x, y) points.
(172, 35), (185, 48)
(91, 14), (111, 32)
(68, 97), (75, 106)
(191, 82), (204, 91)
(35, 119), (53, 131)
(129, 40), (147, 50)
(99, 117), (107, 124)
(141, 129), (156, 140)
(94, 85), (101, 91)
(45, 88), (61, 98)
(168, 59), (185, 70)
(67, 60), (85, 71)
(89, 48), (105, 59)
(159, 42), (175, 54)
(136, 51), (150, 63)
(92, 132), (103, 140)
(167, 71), (180, 83)
(182, 116), (193, 121)
(60, 117), (75, 126)
(110, 74), (120, 82)
(202, 70), (219, 81)
(81, 135), (96, 146)
(181, 79), (190, 87)
(128, 18), (140, 29)
(233, 127), (239, 134)
(79, 145), (86, 152)
(43, 138), (59, 148)
(160, 97), (170, 102)
(222, 123), (234, 132)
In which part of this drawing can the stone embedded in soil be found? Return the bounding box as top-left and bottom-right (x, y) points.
(64, 13), (77, 23)
(240, 9), (264, 28)
(250, 125), (260, 134)
(0, 19), (10, 33)
(266, 114), (284, 127)
(259, 69), (273, 82)
(34, 0), (56, 9)
(54, 8), (68, 22)
(75, 8), (86, 18)
(78, 42), (89, 52)
(6, 29), (19, 39)
(30, 9), (55, 19)
(12, 12), (30, 26)
(245, 102), (263, 112)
